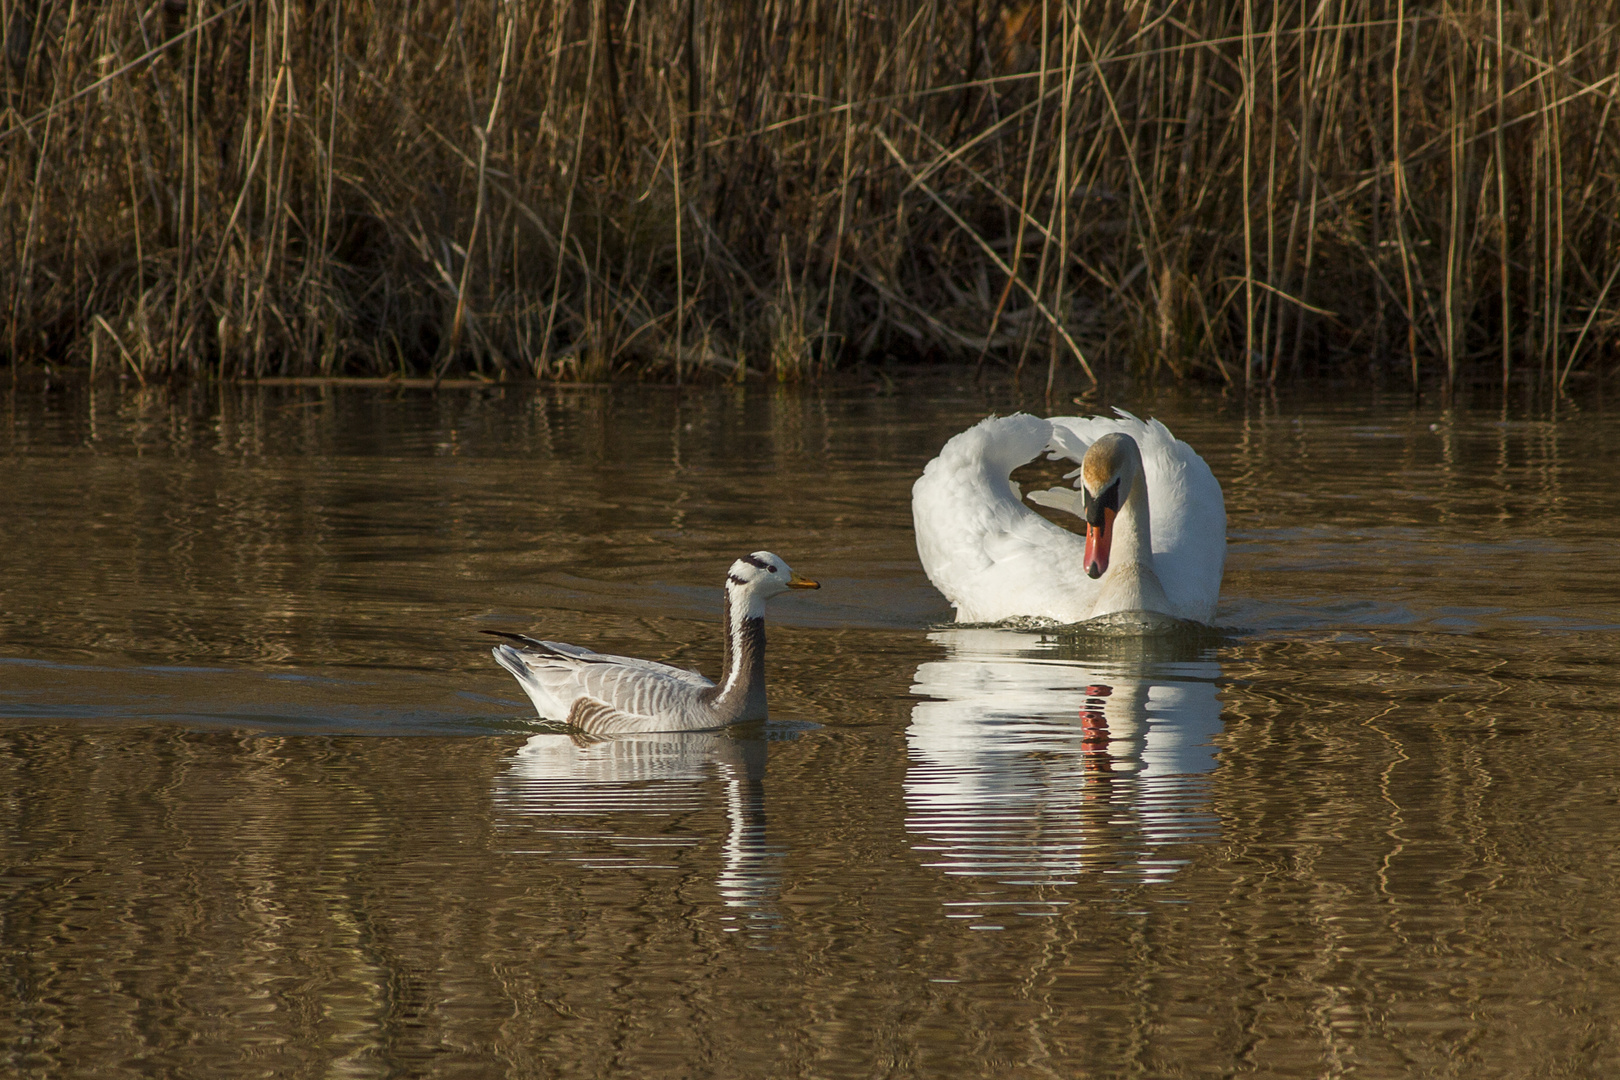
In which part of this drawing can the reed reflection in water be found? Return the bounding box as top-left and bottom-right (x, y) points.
(907, 628), (1222, 909)
(494, 728), (793, 934)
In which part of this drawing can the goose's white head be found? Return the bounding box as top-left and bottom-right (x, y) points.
(1078, 433), (1144, 579)
(726, 551), (820, 598)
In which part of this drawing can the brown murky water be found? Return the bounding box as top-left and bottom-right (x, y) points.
(3, 378), (1620, 1078)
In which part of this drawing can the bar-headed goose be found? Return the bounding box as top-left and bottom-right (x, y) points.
(488, 552), (819, 734)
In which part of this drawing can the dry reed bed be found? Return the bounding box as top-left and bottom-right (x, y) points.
(2, 0), (1617, 387)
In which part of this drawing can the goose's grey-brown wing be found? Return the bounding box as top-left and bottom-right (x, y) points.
(495, 633), (711, 687)
(566, 657), (717, 731)
(514, 649), (717, 733)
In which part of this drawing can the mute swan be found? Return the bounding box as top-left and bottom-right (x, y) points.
(912, 410), (1224, 625)
(488, 552), (819, 734)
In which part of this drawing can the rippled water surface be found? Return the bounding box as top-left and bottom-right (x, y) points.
(4, 379), (1620, 1078)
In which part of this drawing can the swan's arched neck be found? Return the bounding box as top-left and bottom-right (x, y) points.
(1088, 448), (1172, 617)
(1113, 471), (1155, 570)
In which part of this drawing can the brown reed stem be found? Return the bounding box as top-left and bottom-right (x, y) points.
(2, 0), (1617, 388)
(440, 7), (516, 385)
(1495, 0), (1511, 389)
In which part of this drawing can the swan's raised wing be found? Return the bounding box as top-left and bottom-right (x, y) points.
(912, 413), (1099, 623)
(1024, 485), (1083, 517)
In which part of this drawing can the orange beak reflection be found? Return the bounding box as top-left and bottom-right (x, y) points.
(1083, 507), (1115, 579)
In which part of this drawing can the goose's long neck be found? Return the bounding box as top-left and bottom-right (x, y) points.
(708, 582), (769, 722)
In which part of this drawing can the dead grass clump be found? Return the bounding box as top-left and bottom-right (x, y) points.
(3, 0), (1619, 390)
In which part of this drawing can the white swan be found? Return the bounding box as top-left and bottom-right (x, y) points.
(912, 410), (1225, 624)
(488, 552), (819, 734)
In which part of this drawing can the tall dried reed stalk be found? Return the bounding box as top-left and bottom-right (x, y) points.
(3, 0), (1617, 388)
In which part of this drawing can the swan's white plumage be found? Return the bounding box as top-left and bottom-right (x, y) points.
(912, 410), (1225, 624)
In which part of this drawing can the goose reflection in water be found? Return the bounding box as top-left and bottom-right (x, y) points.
(907, 628), (1224, 894)
(493, 729), (790, 932)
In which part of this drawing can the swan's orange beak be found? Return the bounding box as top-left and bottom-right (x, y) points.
(1083, 507), (1114, 578)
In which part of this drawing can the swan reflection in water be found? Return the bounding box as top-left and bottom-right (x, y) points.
(907, 627), (1224, 899)
(494, 728), (793, 933)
